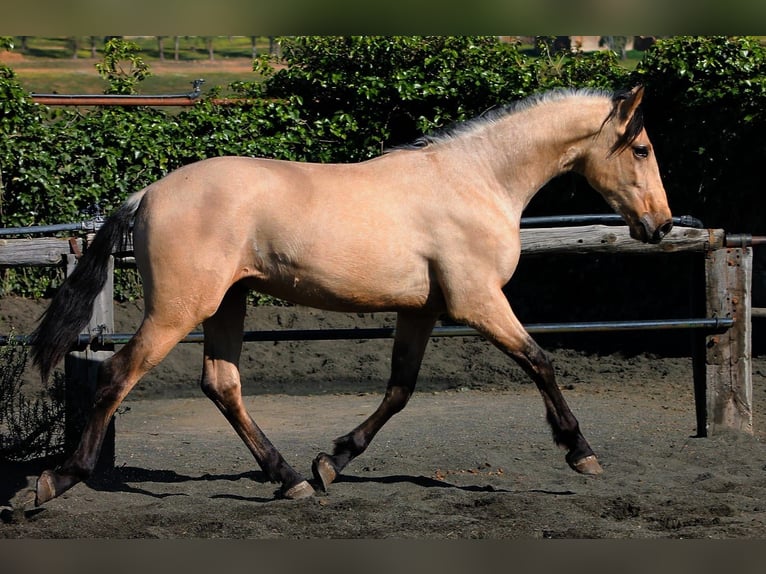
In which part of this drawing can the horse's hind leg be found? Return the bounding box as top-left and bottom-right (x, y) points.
(200, 284), (314, 499)
(36, 319), (193, 505)
(312, 311), (438, 491)
(456, 289), (602, 475)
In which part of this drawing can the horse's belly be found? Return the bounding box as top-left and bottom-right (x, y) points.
(242, 259), (435, 312)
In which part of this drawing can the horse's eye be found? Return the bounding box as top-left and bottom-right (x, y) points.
(633, 145), (649, 159)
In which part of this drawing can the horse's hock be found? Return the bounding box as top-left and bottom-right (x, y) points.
(0, 222), (756, 469)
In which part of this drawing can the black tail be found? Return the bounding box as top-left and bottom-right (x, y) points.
(30, 197), (142, 382)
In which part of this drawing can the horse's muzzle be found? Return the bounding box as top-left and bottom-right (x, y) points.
(639, 214), (673, 244)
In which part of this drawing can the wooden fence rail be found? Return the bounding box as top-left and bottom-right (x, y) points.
(0, 224), (754, 468)
(0, 225), (725, 266)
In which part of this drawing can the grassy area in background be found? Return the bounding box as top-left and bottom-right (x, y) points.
(3, 36), (268, 96)
(12, 67), (259, 96)
(8, 36), (271, 61)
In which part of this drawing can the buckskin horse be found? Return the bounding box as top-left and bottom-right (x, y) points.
(30, 86), (672, 505)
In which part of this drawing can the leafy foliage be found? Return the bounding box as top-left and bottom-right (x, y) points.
(635, 36), (766, 108)
(95, 38), (151, 95)
(633, 36), (766, 233)
(248, 36), (629, 161)
(255, 36), (534, 158)
(0, 341), (65, 462)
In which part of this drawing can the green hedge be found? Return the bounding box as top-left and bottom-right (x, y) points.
(1, 36), (765, 306)
(633, 36), (766, 234)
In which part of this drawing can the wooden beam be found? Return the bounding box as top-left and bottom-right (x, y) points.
(701, 247), (753, 435)
(520, 226), (724, 255)
(0, 237), (83, 267)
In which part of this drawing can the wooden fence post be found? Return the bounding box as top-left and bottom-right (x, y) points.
(63, 253), (116, 471)
(698, 247), (753, 435)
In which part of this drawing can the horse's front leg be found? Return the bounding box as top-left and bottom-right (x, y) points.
(312, 311), (438, 491)
(456, 289), (603, 476)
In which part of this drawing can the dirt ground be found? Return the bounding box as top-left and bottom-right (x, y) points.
(2, 296), (766, 539)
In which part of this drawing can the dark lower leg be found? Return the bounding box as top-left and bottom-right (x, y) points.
(516, 341), (599, 472)
(312, 378), (415, 491)
(235, 419), (311, 497)
(37, 358), (134, 505)
(325, 385), (411, 471)
(312, 312), (437, 489)
(205, 388), (311, 496)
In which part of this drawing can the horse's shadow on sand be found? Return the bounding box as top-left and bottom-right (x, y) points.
(89, 466), (576, 502)
(2, 462), (576, 512)
(85, 466), (275, 503)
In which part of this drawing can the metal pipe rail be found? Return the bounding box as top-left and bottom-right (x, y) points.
(724, 234), (766, 248)
(30, 80), (204, 107)
(0, 219), (104, 237)
(82, 317), (736, 350)
(521, 214), (705, 229)
(0, 317), (734, 349)
(12, 316), (735, 351)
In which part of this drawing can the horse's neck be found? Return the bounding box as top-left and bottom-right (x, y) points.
(466, 98), (607, 208)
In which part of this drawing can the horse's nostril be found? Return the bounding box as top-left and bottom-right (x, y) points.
(653, 220), (674, 242)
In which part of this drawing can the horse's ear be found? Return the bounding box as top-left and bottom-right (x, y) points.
(618, 85), (645, 123)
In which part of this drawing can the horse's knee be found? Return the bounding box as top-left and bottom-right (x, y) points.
(497, 335), (554, 386)
(200, 364), (241, 404)
(384, 385), (413, 415)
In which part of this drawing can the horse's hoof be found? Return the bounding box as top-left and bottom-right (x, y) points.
(311, 453), (337, 492)
(569, 454), (603, 475)
(35, 470), (59, 506)
(282, 480), (315, 500)
(35, 469), (81, 506)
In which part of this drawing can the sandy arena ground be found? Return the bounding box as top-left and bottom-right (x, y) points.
(2, 297), (766, 538)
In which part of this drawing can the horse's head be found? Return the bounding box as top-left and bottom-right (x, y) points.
(579, 86), (673, 244)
